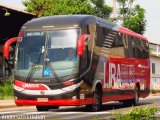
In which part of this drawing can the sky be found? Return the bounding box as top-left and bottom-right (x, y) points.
(0, 0), (160, 44)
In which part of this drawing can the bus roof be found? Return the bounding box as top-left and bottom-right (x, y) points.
(22, 15), (117, 30)
(119, 27), (147, 40)
(22, 15), (95, 30)
(22, 15), (147, 41)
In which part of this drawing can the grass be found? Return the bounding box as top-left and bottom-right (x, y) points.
(112, 106), (158, 120)
(0, 80), (14, 100)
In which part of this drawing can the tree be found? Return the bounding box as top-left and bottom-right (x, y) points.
(90, 0), (112, 19)
(123, 5), (146, 34)
(117, 0), (146, 34)
(23, 0), (54, 17)
(117, 0), (134, 21)
(23, 0), (112, 19)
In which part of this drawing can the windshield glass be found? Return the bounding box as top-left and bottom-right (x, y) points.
(15, 29), (79, 79)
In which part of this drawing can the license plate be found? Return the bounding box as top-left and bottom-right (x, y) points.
(37, 98), (48, 102)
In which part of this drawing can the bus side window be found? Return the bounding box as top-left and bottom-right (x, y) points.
(134, 38), (138, 58)
(140, 40), (145, 59)
(122, 34), (129, 57)
(110, 32), (125, 57)
(95, 25), (105, 47)
(94, 25), (106, 56)
(134, 38), (143, 58)
(141, 40), (149, 59)
(128, 36), (134, 58)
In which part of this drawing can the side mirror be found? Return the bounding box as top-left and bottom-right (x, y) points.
(4, 37), (17, 59)
(77, 34), (90, 56)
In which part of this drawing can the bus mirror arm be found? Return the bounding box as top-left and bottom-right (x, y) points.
(4, 37), (17, 59)
(77, 34), (90, 56)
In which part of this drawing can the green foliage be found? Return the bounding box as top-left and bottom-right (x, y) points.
(52, 0), (93, 15)
(91, 0), (112, 19)
(116, 0), (146, 34)
(0, 81), (14, 99)
(123, 5), (146, 34)
(113, 106), (158, 120)
(23, 0), (56, 17)
(23, 0), (112, 19)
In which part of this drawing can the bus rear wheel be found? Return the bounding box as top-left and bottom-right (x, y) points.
(36, 106), (59, 111)
(123, 86), (140, 106)
(131, 85), (140, 105)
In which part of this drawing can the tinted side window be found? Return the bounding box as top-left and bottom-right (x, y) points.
(122, 34), (129, 57)
(134, 38), (142, 58)
(141, 40), (149, 59)
(128, 36), (134, 58)
(110, 32), (125, 57)
(96, 25), (106, 47)
(133, 38), (149, 59)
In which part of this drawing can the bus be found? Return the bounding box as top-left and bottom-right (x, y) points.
(4, 15), (150, 112)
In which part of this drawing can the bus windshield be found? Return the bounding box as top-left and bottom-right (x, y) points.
(15, 29), (79, 79)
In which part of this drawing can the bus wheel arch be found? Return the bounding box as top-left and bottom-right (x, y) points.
(122, 83), (140, 106)
(87, 82), (102, 112)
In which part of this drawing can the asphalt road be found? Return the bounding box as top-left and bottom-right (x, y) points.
(0, 96), (160, 120)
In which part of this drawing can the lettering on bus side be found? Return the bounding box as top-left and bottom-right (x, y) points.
(103, 63), (135, 88)
(22, 84), (40, 89)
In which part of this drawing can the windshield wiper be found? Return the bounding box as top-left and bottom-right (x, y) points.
(26, 32), (61, 83)
(26, 47), (43, 82)
(43, 58), (60, 82)
(42, 31), (61, 82)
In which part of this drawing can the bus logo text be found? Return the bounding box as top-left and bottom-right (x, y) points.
(22, 84), (40, 88)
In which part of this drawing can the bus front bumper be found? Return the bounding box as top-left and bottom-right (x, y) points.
(15, 98), (93, 106)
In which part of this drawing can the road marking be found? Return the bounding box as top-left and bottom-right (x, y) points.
(24, 112), (47, 115)
(88, 111), (111, 115)
(58, 111), (111, 120)
(56, 112), (83, 115)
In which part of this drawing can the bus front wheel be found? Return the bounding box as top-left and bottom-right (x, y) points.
(86, 85), (102, 112)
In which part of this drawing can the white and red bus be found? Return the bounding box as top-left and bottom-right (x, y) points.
(4, 15), (150, 111)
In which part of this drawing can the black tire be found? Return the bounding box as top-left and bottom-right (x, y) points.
(131, 86), (140, 105)
(49, 106), (59, 110)
(86, 86), (102, 112)
(36, 106), (49, 111)
(122, 86), (140, 106)
(36, 106), (59, 111)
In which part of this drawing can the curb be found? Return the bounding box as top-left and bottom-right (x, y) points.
(0, 99), (16, 108)
(0, 105), (16, 109)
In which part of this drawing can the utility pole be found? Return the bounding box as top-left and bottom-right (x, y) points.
(113, 0), (117, 20)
